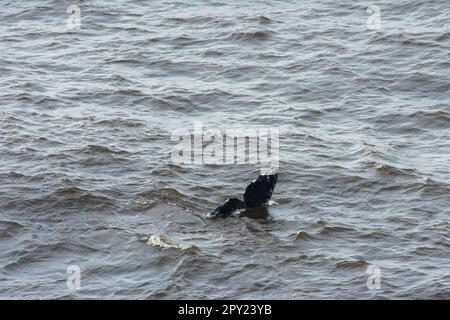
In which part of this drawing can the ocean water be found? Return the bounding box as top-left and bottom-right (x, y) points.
(0, 0), (449, 299)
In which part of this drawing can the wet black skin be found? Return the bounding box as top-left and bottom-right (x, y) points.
(207, 174), (278, 219)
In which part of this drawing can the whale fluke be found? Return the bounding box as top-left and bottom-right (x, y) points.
(207, 174), (278, 219)
(244, 174), (278, 208)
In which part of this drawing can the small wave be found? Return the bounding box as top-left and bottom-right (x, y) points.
(105, 58), (142, 64)
(317, 220), (354, 235)
(409, 110), (450, 128)
(320, 225), (354, 235)
(166, 16), (216, 25)
(4, 242), (98, 271)
(172, 36), (198, 46)
(3, 187), (119, 212)
(203, 50), (224, 57)
(53, 187), (84, 195)
(370, 33), (436, 47)
(371, 162), (418, 177)
(151, 169), (172, 177)
(335, 259), (369, 269)
(94, 118), (146, 128)
(0, 221), (24, 239)
(35, 97), (61, 105)
(109, 74), (136, 83)
(73, 88), (147, 100)
(0, 171), (26, 180)
(436, 32), (450, 42)
(226, 31), (272, 41)
(145, 234), (198, 254)
(51, 187), (116, 205)
(128, 198), (158, 212)
(259, 16), (271, 24)
(409, 177), (450, 196)
(294, 231), (314, 241)
(114, 89), (146, 96)
(138, 187), (185, 202)
(135, 187), (199, 212)
(80, 145), (129, 155)
(410, 246), (442, 255)
(151, 164), (191, 177)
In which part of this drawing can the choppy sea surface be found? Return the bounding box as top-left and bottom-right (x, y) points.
(1, 0), (449, 299)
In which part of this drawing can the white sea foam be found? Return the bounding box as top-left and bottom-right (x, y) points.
(147, 234), (199, 254)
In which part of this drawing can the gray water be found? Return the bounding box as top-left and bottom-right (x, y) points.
(1, 0), (449, 299)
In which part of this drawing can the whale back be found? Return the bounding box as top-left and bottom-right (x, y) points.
(207, 197), (246, 219)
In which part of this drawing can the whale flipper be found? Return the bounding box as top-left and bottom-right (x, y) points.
(207, 174), (278, 219)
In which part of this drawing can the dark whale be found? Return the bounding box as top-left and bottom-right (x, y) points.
(207, 174), (278, 219)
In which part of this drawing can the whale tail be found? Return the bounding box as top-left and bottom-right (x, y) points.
(207, 173), (278, 219)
